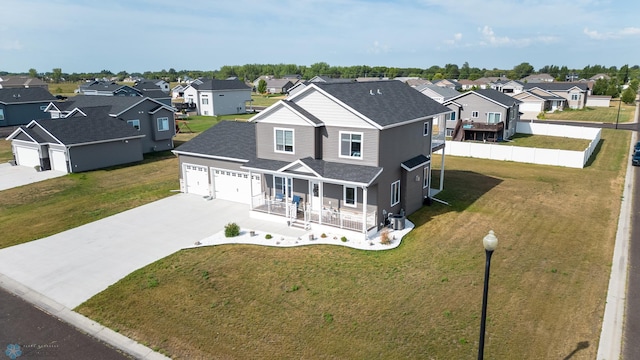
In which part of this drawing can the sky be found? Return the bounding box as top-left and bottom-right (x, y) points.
(1, 0), (639, 74)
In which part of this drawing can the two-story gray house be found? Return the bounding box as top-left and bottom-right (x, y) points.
(45, 95), (176, 153)
(444, 89), (521, 141)
(173, 80), (451, 238)
(0, 87), (57, 127)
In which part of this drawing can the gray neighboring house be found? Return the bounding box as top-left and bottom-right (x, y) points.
(6, 107), (144, 173)
(45, 95), (176, 153)
(182, 79), (252, 116)
(444, 89), (521, 141)
(0, 76), (49, 90)
(0, 87), (57, 127)
(490, 79), (525, 94)
(416, 84), (460, 103)
(512, 88), (566, 117)
(173, 80), (452, 238)
(523, 82), (589, 109)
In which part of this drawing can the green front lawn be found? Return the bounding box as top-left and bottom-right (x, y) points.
(498, 133), (592, 150)
(542, 100), (635, 123)
(74, 129), (629, 359)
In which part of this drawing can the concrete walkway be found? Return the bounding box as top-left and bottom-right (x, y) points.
(0, 163), (66, 191)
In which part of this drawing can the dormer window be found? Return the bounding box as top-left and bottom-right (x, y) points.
(339, 131), (362, 159)
(274, 128), (294, 153)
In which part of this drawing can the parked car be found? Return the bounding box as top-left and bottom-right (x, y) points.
(634, 141), (640, 153)
(633, 151), (640, 166)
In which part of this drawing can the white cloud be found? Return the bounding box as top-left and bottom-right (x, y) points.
(443, 33), (463, 45)
(367, 41), (390, 54)
(585, 26), (640, 39)
(477, 26), (559, 47)
(0, 39), (22, 51)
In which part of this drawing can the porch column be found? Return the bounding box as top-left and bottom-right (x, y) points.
(439, 149), (446, 191)
(362, 186), (368, 240)
(249, 170), (254, 210)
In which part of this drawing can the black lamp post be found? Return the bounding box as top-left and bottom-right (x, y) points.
(478, 230), (498, 360)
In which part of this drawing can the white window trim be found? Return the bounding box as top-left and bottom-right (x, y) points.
(274, 176), (292, 198)
(472, 111), (479, 118)
(339, 131), (363, 159)
(157, 117), (169, 131)
(343, 186), (357, 208)
(127, 119), (140, 130)
(423, 166), (430, 189)
(423, 121), (430, 136)
(487, 112), (501, 124)
(274, 127), (295, 154)
(391, 180), (400, 206)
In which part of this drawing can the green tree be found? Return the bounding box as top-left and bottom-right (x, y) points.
(51, 68), (62, 83)
(28, 68), (38, 78)
(592, 78), (609, 96)
(459, 62), (470, 79)
(257, 79), (267, 94)
(629, 79), (639, 93)
(621, 86), (636, 104)
(512, 62), (534, 79)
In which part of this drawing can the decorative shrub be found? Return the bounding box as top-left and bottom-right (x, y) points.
(321, 233), (327, 238)
(380, 229), (391, 245)
(341, 236), (347, 242)
(224, 222), (240, 238)
(265, 234), (273, 239)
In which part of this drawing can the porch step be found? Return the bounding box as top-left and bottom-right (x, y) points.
(288, 220), (310, 230)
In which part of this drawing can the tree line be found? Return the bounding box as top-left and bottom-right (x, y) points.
(2, 62), (639, 88)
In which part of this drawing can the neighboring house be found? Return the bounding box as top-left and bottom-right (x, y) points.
(432, 79), (462, 90)
(0, 76), (49, 90)
(416, 84), (460, 103)
(264, 79), (295, 94)
(77, 81), (140, 96)
(182, 78), (252, 116)
(173, 80), (452, 237)
(6, 107), (144, 173)
(512, 89), (566, 118)
(134, 79), (170, 93)
(490, 79), (524, 94)
(589, 73), (611, 81)
(444, 89), (521, 141)
(457, 79), (481, 90)
(45, 95), (176, 153)
(523, 82), (589, 109)
(520, 73), (555, 83)
(0, 87), (57, 127)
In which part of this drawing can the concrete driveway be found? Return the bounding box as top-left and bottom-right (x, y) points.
(0, 163), (66, 191)
(0, 194), (304, 309)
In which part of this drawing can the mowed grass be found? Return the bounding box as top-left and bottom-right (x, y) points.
(543, 100), (636, 123)
(0, 151), (179, 249)
(499, 133), (592, 150)
(0, 139), (12, 163)
(76, 128), (629, 359)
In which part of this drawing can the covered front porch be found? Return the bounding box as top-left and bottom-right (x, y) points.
(243, 157), (382, 237)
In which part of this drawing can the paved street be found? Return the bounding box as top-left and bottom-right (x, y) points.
(0, 287), (132, 359)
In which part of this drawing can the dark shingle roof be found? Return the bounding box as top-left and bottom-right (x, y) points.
(242, 157), (382, 185)
(472, 89), (522, 107)
(173, 121), (256, 161)
(314, 80), (451, 127)
(524, 82), (589, 91)
(0, 87), (56, 104)
(31, 114), (142, 145)
(401, 154), (430, 171)
(61, 95), (163, 115)
(193, 79), (251, 91)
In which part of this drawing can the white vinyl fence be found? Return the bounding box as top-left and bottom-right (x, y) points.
(440, 122), (601, 168)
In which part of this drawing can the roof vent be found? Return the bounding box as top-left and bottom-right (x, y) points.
(377, 89), (382, 95)
(369, 89), (375, 95)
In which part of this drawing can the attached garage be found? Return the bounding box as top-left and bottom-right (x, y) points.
(183, 164), (210, 196)
(212, 168), (261, 204)
(519, 101), (543, 113)
(49, 148), (68, 173)
(14, 144), (40, 168)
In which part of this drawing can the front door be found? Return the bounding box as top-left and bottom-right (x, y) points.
(310, 181), (321, 211)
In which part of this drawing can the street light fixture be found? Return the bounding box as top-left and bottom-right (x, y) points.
(478, 230), (498, 360)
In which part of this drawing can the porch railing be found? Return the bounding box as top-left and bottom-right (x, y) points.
(252, 195), (377, 233)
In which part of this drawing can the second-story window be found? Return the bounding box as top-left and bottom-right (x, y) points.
(472, 111), (479, 118)
(423, 121), (430, 136)
(275, 128), (294, 153)
(487, 112), (501, 124)
(340, 131), (362, 159)
(127, 119), (140, 130)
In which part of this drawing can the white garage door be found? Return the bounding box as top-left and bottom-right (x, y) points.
(184, 164), (210, 196)
(14, 145), (40, 168)
(519, 101), (543, 113)
(50, 149), (68, 173)
(213, 169), (261, 204)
